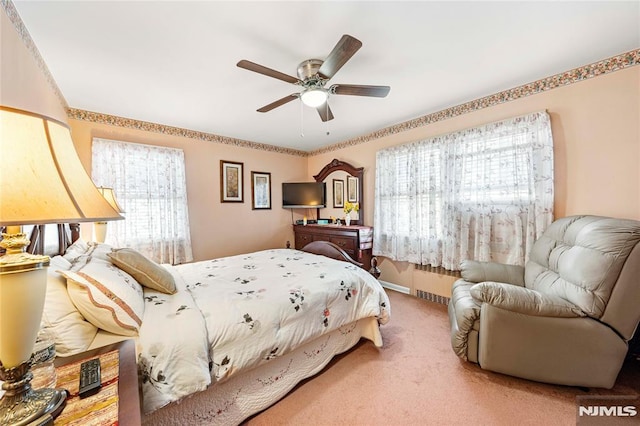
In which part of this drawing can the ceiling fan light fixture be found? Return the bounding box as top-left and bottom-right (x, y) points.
(300, 88), (328, 108)
(238, 35), (388, 121)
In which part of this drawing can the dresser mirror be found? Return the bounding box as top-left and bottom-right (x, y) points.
(314, 159), (364, 225)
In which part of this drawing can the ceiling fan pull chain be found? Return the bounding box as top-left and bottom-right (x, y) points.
(300, 98), (305, 138)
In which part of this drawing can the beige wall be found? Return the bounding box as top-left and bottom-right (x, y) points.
(308, 66), (640, 296)
(0, 8), (66, 121)
(69, 120), (308, 261)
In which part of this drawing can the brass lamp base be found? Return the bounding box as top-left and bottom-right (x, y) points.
(0, 360), (67, 426)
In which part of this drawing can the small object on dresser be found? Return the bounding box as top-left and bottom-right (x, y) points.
(78, 358), (102, 398)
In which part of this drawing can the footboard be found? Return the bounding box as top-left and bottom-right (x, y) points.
(300, 240), (363, 267)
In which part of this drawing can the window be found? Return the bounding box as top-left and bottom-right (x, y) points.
(92, 138), (193, 264)
(373, 111), (554, 270)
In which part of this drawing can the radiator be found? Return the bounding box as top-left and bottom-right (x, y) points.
(416, 289), (450, 305)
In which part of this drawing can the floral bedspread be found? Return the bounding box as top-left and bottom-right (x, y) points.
(138, 248), (390, 413)
(137, 264), (211, 413)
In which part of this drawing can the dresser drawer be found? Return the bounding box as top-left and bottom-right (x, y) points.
(295, 232), (314, 249)
(330, 236), (356, 252)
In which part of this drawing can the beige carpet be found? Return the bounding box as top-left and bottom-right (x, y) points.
(245, 289), (640, 425)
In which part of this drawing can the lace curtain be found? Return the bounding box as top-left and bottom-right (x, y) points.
(373, 111), (554, 270)
(92, 138), (193, 264)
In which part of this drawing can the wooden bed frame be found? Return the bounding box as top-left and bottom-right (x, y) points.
(299, 240), (363, 267)
(291, 240), (381, 277)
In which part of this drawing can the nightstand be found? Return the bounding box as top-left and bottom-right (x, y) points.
(53, 340), (141, 425)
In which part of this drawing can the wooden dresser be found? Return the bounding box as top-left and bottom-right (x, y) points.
(293, 224), (373, 270)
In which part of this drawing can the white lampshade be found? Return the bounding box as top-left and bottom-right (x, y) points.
(0, 106), (124, 225)
(300, 88), (328, 108)
(94, 187), (124, 243)
(97, 187), (125, 214)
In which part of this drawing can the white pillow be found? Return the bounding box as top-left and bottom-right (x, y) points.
(64, 239), (114, 270)
(62, 238), (89, 262)
(86, 242), (115, 262)
(61, 258), (144, 336)
(42, 256), (98, 356)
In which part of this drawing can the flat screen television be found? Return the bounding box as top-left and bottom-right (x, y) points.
(282, 182), (326, 208)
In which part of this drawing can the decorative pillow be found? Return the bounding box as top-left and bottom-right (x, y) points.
(107, 248), (177, 294)
(62, 238), (90, 262)
(86, 242), (115, 261)
(61, 258), (144, 336)
(65, 240), (115, 271)
(42, 256), (98, 356)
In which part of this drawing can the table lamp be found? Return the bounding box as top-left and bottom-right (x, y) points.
(0, 106), (123, 425)
(94, 187), (125, 243)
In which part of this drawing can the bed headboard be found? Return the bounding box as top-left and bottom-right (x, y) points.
(0, 223), (80, 256)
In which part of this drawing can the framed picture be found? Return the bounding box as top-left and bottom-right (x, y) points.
(347, 176), (359, 202)
(251, 171), (271, 210)
(220, 160), (244, 203)
(333, 179), (344, 208)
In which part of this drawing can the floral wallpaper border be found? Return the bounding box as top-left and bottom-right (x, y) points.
(4, 1), (638, 157)
(67, 108), (309, 157)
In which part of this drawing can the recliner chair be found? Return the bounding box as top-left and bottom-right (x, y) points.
(448, 215), (640, 388)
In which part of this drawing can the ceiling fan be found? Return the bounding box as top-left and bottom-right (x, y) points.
(237, 34), (390, 122)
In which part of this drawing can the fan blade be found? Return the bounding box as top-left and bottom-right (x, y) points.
(316, 104), (334, 122)
(257, 94), (299, 113)
(330, 84), (390, 97)
(237, 60), (301, 85)
(318, 35), (362, 80)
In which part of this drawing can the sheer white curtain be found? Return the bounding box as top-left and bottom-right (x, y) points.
(374, 111), (554, 270)
(92, 138), (193, 264)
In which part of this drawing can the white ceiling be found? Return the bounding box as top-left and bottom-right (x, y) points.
(13, 1), (640, 152)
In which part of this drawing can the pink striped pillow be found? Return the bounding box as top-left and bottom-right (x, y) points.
(61, 258), (144, 336)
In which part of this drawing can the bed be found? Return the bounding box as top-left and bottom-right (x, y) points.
(33, 225), (390, 425)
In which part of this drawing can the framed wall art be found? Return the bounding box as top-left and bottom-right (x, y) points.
(220, 160), (244, 203)
(251, 171), (271, 210)
(347, 176), (359, 202)
(333, 179), (344, 208)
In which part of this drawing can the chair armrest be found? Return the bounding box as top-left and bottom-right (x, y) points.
(460, 260), (525, 286)
(470, 282), (585, 318)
